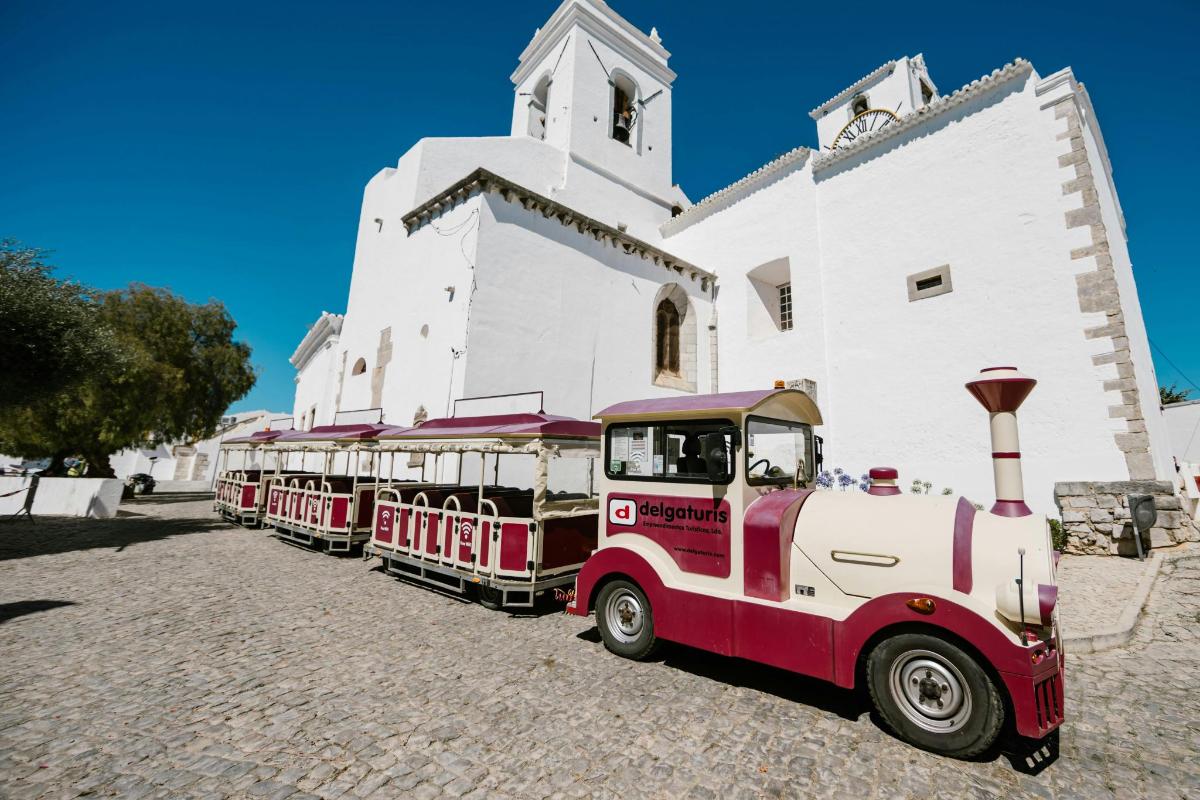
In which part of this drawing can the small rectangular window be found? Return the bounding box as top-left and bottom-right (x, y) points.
(778, 283), (793, 331)
(605, 419), (735, 484)
(907, 265), (953, 302)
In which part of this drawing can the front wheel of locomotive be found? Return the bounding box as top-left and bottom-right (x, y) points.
(866, 633), (1004, 758)
(595, 580), (660, 660)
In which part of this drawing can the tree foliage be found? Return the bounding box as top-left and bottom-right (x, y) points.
(1160, 384), (1193, 405)
(0, 278), (257, 475)
(0, 240), (118, 408)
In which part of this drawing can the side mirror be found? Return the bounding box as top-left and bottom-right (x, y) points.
(703, 432), (730, 483)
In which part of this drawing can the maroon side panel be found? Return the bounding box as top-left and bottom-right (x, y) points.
(374, 504), (394, 545)
(397, 507), (410, 548)
(742, 489), (813, 602)
(457, 516), (476, 564)
(541, 514), (599, 570)
(733, 602), (833, 681)
(606, 493), (731, 578)
(478, 520), (491, 569)
(411, 510), (424, 552)
(268, 487), (282, 516)
(499, 522), (529, 573)
(952, 497), (976, 593)
(239, 484), (256, 510)
(330, 496), (349, 531)
(424, 512), (440, 556)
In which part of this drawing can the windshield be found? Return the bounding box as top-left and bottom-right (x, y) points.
(745, 416), (813, 485)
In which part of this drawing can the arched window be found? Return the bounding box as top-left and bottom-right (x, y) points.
(655, 299), (681, 376)
(611, 73), (638, 146)
(351, 357), (367, 375)
(527, 74), (551, 140)
(851, 94), (870, 116)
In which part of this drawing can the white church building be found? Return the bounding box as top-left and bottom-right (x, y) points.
(290, 0), (1175, 519)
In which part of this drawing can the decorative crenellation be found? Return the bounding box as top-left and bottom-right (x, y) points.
(1054, 481), (1199, 555)
(402, 168), (714, 289)
(808, 60), (898, 119)
(1045, 92), (1153, 480)
(660, 147), (810, 236)
(812, 59), (1033, 172)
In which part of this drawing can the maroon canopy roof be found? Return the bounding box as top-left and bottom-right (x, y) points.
(596, 389), (781, 419)
(273, 423), (391, 443)
(378, 412), (598, 441)
(222, 429), (289, 445)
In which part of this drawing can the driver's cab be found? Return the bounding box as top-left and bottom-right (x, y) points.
(595, 389), (823, 597)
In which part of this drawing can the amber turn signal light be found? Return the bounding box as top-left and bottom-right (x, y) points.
(905, 598), (936, 615)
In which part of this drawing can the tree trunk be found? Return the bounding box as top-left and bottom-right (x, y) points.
(83, 451), (117, 478)
(46, 451), (68, 477)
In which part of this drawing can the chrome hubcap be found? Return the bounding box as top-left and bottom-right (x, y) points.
(888, 649), (972, 733)
(605, 590), (643, 644)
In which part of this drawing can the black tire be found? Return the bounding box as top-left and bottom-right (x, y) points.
(595, 580), (660, 660)
(866, 632), (1004, 758)
(477, 584), (504, 611)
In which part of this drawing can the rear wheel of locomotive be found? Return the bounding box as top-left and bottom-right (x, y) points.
(866, 632), (1004, 758)
(595, 580), (659, 660)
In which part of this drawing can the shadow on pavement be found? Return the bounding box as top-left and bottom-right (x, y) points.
(0, 512), (232, 561)
(0, 599), (78, 624)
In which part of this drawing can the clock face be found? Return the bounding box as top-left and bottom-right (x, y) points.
(829, 108), (900, 150)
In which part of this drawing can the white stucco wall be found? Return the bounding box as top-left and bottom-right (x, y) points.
(462, 193), (713, 421)
(808, 72), (1128, 512)
(662, 161), (827, 398)
(1165, 401), (1200, 465)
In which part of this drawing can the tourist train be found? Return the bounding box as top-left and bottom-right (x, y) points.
(213, 368), (1062, 758)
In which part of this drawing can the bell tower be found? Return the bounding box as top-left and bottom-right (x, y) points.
(509, 0), (676, 199)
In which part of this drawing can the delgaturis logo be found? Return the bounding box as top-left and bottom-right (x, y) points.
(608, 498), (637, 526)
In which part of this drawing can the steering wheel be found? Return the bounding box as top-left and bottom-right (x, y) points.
(749, 458), (773, 475)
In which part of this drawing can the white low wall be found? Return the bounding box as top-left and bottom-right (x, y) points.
(0, 477), (124, 519)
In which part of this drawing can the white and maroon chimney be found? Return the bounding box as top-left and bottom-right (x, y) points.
(965, 366), (1038, 517)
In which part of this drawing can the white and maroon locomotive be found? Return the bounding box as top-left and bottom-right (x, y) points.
(568, 368), (1061, 757)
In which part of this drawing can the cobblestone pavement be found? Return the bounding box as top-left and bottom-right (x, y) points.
(1055, 553), (1150, 639)
(1, 498), (1199, 799)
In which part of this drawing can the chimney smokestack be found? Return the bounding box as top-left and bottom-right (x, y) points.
(965, 366), (1037, 517)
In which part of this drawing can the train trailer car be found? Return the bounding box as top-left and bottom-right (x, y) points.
(364, 412), (601, 609)
(263, 424), (390, 553)
(568, 368), (1062, 758)
(213, 429), (293, 526)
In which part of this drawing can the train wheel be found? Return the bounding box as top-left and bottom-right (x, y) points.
(477, 584), (504, 610)
(867, 633), (1004, 758)
(596, 580), (659, 660)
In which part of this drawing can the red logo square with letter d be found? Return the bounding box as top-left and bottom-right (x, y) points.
(608, 498), (637, 526)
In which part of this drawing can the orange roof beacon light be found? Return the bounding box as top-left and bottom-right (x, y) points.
(965, 366), (1037, 517)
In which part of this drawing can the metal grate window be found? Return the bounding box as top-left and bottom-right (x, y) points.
(778, 283), (793, 331)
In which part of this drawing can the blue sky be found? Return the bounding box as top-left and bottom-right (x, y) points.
(3, 0), (1197, 412)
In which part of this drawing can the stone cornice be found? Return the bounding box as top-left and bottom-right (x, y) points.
(512, 0), (674, 87)
(401, 168), (715, 286)
(812, 59), (1033, 172)
(660, 147), (811, 237)
(290, 311), (343, 372)
(808, 60), (897, 119)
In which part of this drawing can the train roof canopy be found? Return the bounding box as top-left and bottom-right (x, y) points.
(596, 389), (822, 425)
(222, 429), (290, 445)
(378, 412), (599, 441)
(273, 423), (391, 443)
